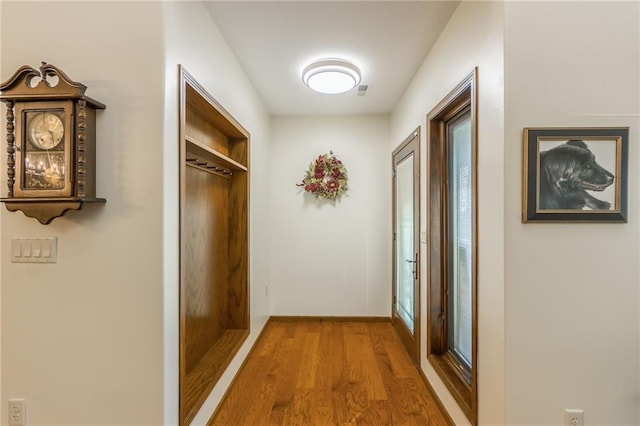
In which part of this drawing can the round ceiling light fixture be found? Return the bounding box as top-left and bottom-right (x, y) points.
(302, 59), (361, 94)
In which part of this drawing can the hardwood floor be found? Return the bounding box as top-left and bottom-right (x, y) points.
(209, 319), (449, 426)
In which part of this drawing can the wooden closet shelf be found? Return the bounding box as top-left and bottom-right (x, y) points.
(185, 136), (248, 172)
(182, 329), (249, 422)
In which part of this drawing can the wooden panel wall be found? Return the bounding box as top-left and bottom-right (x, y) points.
(228, 171), (248, 329)
(185, 109), (229, 157)
(183, 166), (231, 373)
(229, 137), (248, 166)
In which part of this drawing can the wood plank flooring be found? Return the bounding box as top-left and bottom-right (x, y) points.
(209, 319), (449, 426)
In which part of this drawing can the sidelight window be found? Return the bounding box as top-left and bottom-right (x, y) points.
(427, 69), (477, 424)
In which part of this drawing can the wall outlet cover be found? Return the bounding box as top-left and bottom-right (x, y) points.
(8, 399), (26, 426)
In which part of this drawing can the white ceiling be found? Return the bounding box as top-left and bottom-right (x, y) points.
(203, 1), (460, 116)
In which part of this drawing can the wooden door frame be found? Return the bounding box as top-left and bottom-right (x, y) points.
(391, 127), (421, 364)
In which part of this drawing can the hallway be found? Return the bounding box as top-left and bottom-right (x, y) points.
(2, 2), (639, 425)
(210, 319), (449, 425)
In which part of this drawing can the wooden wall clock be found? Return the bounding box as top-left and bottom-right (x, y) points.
(0, 62), (106, 224)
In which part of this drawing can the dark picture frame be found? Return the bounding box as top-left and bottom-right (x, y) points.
(523, 127), (628, 223)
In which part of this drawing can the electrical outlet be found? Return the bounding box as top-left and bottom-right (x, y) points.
(8, 399), (26, 426)
(564, 409), (583, 426)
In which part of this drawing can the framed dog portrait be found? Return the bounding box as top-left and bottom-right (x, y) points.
(523, 127), (628, 223)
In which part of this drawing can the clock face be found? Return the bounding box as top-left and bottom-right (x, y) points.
(23, 110), (66, 191)
(28, 112), (64, 150)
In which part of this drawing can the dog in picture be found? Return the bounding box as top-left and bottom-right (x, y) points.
(538, 140), (614, 210)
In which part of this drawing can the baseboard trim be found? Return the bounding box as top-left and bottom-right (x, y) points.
(418, 366), (456, 426)
(269, 315), (391, 322)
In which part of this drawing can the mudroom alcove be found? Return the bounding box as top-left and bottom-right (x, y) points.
(178, 66), (250, 426)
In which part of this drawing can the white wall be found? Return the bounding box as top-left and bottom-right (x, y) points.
(504, 2), (640, 425)
(269, 115), (391, 316)
(1, 2), (166, 424)
(162, 2), (272, 424)
(390, 2), (505, 425)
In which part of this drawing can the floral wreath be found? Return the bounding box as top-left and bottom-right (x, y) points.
(297, 151), (348, 200)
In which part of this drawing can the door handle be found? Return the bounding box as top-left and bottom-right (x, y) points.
(405, 253), (419, 281)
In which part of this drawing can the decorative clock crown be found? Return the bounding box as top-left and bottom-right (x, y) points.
(0, 62), (103, 109)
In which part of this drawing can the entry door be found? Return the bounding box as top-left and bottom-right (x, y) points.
(392, 129), (420, 364)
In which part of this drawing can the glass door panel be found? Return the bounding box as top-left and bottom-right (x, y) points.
(392, 130), (419, 364)
(395, 153), (415, 334)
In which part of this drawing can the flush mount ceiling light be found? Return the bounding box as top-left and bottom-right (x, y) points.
(302, 59), (361, 94)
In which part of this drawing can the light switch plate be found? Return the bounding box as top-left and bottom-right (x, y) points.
(420, 229), (427, 244)
(11, 237), (57, 263)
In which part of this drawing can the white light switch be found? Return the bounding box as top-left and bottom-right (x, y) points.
(32, 241), (41, 257)
(12, 241), (22, 258)
(420, 229), (427, 244)
(11, 238), (57, 263)
(21, 241), (31, 257)
(42, 239), (52, 258)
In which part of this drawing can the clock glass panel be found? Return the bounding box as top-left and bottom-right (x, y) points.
(23, 110), (66, 190)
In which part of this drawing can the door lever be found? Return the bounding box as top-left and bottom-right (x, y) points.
(405, 253), (419, 281)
